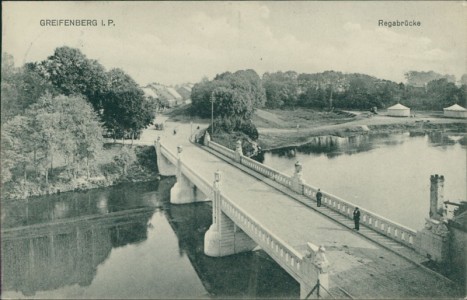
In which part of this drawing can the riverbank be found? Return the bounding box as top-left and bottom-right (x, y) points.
(2, 144), (160, 202)
(164, 106), (466, 151)
(256, 110), (466, 150)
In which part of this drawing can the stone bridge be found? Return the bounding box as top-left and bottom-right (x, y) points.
(154, 130), (462, 299)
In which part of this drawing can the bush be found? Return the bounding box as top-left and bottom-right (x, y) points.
(207, 117), (259, 141)
(239, 120), (259, 140)
(135, 146), (158, 173)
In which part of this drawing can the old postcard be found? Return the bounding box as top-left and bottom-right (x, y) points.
(1, 1), (466, 299)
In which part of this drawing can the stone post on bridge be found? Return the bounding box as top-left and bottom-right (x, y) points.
(235, 140), (243, 163)
(300, 243), (330, 299)
(429, 174), (446, 220)
(292, 161), (305, 194)
(203, 131), (211, 146)
(414, 174), (450, 263)
(204, 170), (257, 257)
(170, 145), (197, 204)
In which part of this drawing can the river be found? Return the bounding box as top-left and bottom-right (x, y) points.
(260, 131), (466, 230)
(1, 131), (465, 299)
(1, 179), (298, 299)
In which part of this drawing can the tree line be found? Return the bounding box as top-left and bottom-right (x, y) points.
(191, 69), (467, 123)
(262, 70), (466, 110)
(1, 47), (154, 190)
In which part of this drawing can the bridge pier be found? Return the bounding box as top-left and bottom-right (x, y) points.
(170, 145), (208, 204)
(204, 171), (257, 257)
(154, 137), (176, 176)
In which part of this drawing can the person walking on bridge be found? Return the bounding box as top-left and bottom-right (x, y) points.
(316, 189), (322, 207)
(353, 207), (361, 231)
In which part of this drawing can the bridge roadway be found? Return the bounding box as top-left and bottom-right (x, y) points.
(142, 120), (461, 298)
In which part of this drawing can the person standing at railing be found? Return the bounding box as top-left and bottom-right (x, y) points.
(316, 189), (322, 207)
(353, 207), (361, 231)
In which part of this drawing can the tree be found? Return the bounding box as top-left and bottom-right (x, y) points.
(405, 71), (455, 87)
(101, 69), (154, 140)
(191, 79), (230, 118)
(460, 74), (467, 86)
(1, 117), (31, 183)
(35, 47), (108, 111)
(426, 78), (463, 109)
(263, 71), (298, 108)
(1, 53), (55, 123)
(192, 69), (266, 118)
(2, 94), (104, 185)
(211, 87), (253, 119)
(215, 69), (266, 108)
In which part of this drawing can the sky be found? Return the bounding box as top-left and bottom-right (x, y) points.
(2, 1), (466, 86)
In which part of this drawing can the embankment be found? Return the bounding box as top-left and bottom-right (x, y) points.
(2, 144), (161, 201)
(258, 120), (466, 150)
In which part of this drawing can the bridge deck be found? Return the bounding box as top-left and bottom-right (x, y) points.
(153, 123), (461, 298)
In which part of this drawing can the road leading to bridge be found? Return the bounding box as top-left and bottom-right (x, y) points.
(146, 118), (461, 298)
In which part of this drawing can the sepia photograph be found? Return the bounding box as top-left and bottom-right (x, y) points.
(1, 1), (466, 299)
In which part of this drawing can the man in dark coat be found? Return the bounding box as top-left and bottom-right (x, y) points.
(316, 189), (322, 207)
(353, 207), (361, 231)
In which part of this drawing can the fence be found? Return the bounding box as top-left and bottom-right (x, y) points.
(207, 141), (417, 249)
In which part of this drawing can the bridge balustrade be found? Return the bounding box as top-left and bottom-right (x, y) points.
(240, 155), (293, 187)
(208, 141), (237, 160)
(302, 183), (417, 248)
(160, 140), (334, 293)
(207, 141), (417, 249)
(219, 193), (304, 280)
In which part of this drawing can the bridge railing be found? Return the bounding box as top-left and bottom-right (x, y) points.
(302, 184), (416, 248)
(219, 192), (304, 280)
(208, 141), (237, 160)
(207, 140), (417, 249)
(159, 139), (306, 279)
(240, 155), (293, 187)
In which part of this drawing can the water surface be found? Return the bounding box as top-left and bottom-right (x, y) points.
(1, 179), (298, 299)
(262, 132), (466, 230)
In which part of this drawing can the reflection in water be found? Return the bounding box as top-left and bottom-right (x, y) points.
(1, 181), (164, 297)
(1, 177), (298, 299)
(165, 203), (299, 298)
(428, 132), (467, 147)
(263, 132), (466, 230)
(2, 210), (154, 297)
(1, 181), (167, 230)
(265, 133), (416, 160)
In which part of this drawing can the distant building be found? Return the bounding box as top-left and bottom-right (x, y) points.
(443, 104), (467, 119)
(145, 83), (192, 107)
(387, 103), (411, 117)
(166, 87), (183, 106)
(176, 85), (192, 104)
(141, 87), (158, 99)
(149, 84), (177, 107)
